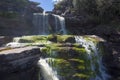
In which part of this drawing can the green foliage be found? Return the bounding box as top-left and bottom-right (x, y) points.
(55, 0), (120, 23)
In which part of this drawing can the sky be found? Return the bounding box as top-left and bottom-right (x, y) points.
(30, 0), (56, 11)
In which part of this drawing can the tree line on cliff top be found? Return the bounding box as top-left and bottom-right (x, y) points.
(54, 0), (120, 23)
(0, 0), (43, 18)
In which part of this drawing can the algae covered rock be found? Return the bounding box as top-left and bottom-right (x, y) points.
(39, 35), (108, 80)
(57, 35), (75, 43)
(13, 35), (48, 43)
(6, 35), (109, 80)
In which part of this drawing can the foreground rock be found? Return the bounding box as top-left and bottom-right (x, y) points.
(0, 46), (40, 75)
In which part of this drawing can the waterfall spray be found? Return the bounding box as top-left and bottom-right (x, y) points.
(38, 58), (59, 80)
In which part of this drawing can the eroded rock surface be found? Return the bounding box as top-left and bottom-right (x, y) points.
(0, 46), (41, 74)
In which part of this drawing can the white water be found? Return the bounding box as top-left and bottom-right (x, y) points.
(6, 42), (27, 48)
(33, 12), (67, 35)
(54, 14), (67, 34)
(75, 36), (110, 80)
(38, 58), (59, 80)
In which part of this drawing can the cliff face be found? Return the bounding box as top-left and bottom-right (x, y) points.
(53, 0), (120, 79)
(0, 1), (43, 36)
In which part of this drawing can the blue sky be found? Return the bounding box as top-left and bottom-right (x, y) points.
(30, 0), (54, 11)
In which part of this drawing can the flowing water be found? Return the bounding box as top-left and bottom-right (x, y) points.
(75, 36), (110, 80)
(38, 58), (59, 80)
(3, 11), (110, 80)
(37, 36), (110, 80)
(33, 12), (67, 35)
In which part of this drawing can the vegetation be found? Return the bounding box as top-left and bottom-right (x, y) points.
(55, 0), (120, 24)
(0, 0), (43, 18)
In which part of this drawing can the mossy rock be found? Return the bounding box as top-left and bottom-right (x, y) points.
(41, 43), (88, 59)
(73, 73), (90, 80)
(41, 46), (71, 58)
(47, 35), (57, 42)
(13, 35), (49, 43)
(69, 58), (85, 64)
(49, 58), (74, 78)
(57, 35), (75, 43)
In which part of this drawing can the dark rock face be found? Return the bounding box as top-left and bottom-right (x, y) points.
(1, 67), (40, 80)
(0, 47), (41, 75)
(65, 17), (120, 80)
(104, 42), (120, 80)
(0, 5), (43, 36)
(53, 1), (120, 79)
(0, 36), (13, 46)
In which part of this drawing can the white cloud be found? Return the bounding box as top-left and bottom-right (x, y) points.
(52, 0), (63, 2)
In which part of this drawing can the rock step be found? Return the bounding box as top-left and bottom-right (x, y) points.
(0, 47), (41, 74)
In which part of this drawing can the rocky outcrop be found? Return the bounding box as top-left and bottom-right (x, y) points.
(0, 36), (13, 46)
(1, 67), (40, 80)
(66, 17), (120, 80)
(0, 1), (43, 36)
(0, 47), (41, 75)
(104, 41), (120, 80)
(53, 1), (120, 79)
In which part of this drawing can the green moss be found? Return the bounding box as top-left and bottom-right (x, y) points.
(77, 65), (85, 70)
(50, 58), (74, 77)
(73, 73), (90, 79)
(47, 35), (57, 42)
(72, 47), (86, 54)
(41, 47), (48, 53)
(13, 35), (48, 43)
(72, 43), (82, 48)
(57, 35), (75, 43)
(69, 58), (84, 64)
(10, 35), (106, 80)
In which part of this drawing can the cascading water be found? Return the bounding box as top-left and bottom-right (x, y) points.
(4, 35), (110, 80)
(54, 15), (67, 34)
(37, 35), (110, 80)
(38, 58), (59, 80)
(33, 12), (67, 35)
(33, 12), (49, 35)
(75, 36), (110, 80)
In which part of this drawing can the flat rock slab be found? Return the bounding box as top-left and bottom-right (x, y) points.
(0, 46), (41, 74)
(0, 46), (38, 54)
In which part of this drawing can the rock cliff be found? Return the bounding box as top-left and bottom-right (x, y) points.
(0, 47), (40, 75)
(53, 0), (120, 79)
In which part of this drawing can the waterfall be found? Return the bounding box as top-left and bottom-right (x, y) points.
(33, 12), (67, 35)
(33, 13), (49, 35)
(5, 35), (110, 80)
(54, 14), (67, 34)
(38, 58), (59, 80)
(75, 36), (110, 80)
